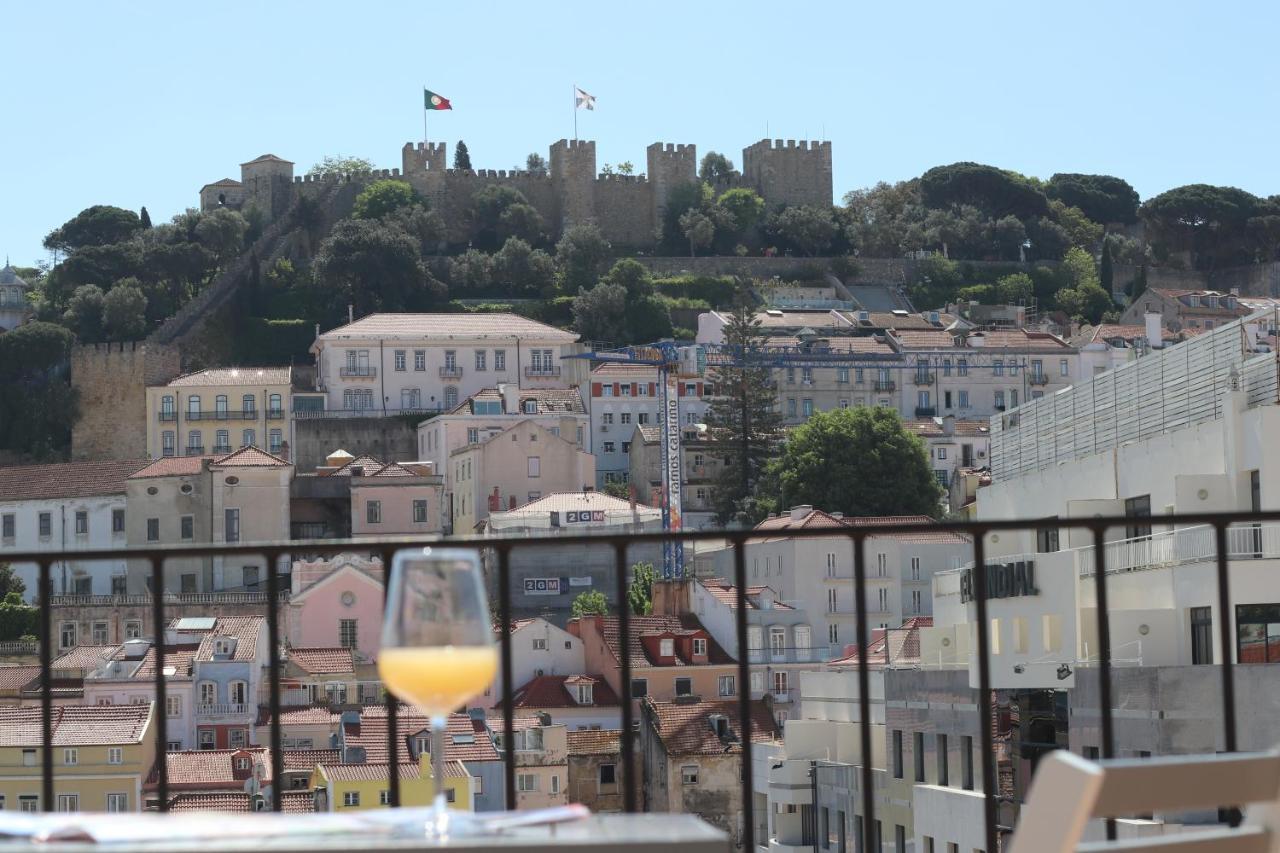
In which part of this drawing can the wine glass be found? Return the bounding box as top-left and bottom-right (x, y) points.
(379, 548), (497, 837)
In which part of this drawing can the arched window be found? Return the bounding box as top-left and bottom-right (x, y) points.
(242, 394), (256, 415)
(160, 395), (175, 418)
(268, 394), (282, 415)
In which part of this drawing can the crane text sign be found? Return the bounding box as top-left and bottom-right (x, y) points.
(960, 560), (1040, 603)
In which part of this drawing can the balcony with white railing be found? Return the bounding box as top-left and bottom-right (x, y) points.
(197, 702), (248, 717)
(1078, 522), (1280, 576)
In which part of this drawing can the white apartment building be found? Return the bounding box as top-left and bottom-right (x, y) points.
(479, 618), (585, 709)
(416, 385), (588, 477)
(586, 363), (708, 490)
(310, 313), (580, 415)
(708, 507), (970, 659)
(0, 460), (146, 600)
(903, 416), (991, 490)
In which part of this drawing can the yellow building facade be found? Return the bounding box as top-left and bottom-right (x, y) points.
(310, 754), (472, 812)
(0, 703), (155, 812)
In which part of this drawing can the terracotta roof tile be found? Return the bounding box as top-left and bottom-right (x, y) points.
(151, 748), (272, 790)
(567, 729), (622, 755)
(643, 699), (778, 756)
(698, 581), (792, 610)
(585, 615), (735, 669)
(165, 367), (291, 387)
(0, 666), (40, 691)
(211, 446), (291, 468)
(170, 616), (262, 662)
(321, 313), (577, 342)
(590, 363), (659, 376)
(343, 707), (500, 764)
(0, 704), (151, 746)
(752, 310), (852, 329)
(319, 759), (468, 782)
(282, 748), (340, 770)
(0, 460), (147, 501)
(107, 644), (199, 680)
(903, 419), (991, 438)
(130, 447), (289, 479)
(762, 335), (895, 355)
(753, 509), (969, 544)
(451, 387), (586, 416)
(53, 645), (121, 670)
(260, 706), (341, 727)
(500, 674), (620, 710)
(288, 647), (355, 675)
(500, 491), (639, 515)
(829, 617), (933, 669)
(168, 790), (313, 813)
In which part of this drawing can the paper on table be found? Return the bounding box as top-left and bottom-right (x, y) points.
(0, 803), (590, 845)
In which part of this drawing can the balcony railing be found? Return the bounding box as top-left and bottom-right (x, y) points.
(1078, 522), (1280, 576)
(339, 366), (377, 378)
(915, 406), (937, 417)
(524, 365), (562, 378)
(438, 366), (463, 379)
(184, 410), (259, 422)
(1029, 373), (1049, 386)
(913, 374), (935, 386)
(159, 411), (176, 422)
(6, 509), (1273, 853)
(184, 445), (205, 455)
(266, 408), (285, 419)
(873, 379), (896, 392)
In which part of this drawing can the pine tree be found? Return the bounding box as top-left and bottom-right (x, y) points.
(454, 140), (472, 171)
(139, 206), (152, 229)
(1099, 239), (1114, 296)
(705, 291), (784, 526)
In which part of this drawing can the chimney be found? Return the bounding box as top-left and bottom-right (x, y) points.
(498, 383), (519, 414)
(509, 494), (517, 510)
(1144, 312), (1164, 349)
(650, 579), (691, 615)
(967, 332), (986, 348)
(347, 304), (354, 325)
(789, 504), (813, 522)
(942, 414), (956, 436)
(488, 487), (502, 513)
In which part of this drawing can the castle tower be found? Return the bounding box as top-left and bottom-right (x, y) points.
(402, 141), (447, 174)
(240, 154), (295, 220)
(645, 142), (697, 226)
(742, 139), (833, 208)
(550, 139), (597, 231)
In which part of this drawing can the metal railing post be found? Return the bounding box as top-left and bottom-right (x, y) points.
(1214, 523), (1239, 754)
(263, 549), (284, 811)
(495, 543), (517, 810)
(850, 532), (876, 853)
(37, 558), (53, 813)
(969, 532), (999, 853)
(1091, 526), (1116, 840)
(613, 541), (637, 813)
(732, 536), (754, 849)
(149, 555), (168, 811)
(378, 548), (400, 807)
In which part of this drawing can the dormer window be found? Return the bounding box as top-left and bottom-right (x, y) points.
(659, 639), (674, 657)
(522, 400), (537, 414)
(213, 637), (235, 657)
(235, 757), (251, 771)
(692, 638), (707, 657)
(575, 683), (594, 705)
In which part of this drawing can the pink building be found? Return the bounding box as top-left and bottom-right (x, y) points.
(286, 554), (385, 662)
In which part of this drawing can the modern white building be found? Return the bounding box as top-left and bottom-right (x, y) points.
(310, 313), (581, 415)
(708, 507), (970, 659)
(0, 460), (145, 599)
(416, 385), (588, 478)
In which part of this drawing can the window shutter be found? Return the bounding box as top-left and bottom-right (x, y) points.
(591, 383), (602, 396)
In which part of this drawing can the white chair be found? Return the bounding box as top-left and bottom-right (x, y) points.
(1009, 748), (1280, 853)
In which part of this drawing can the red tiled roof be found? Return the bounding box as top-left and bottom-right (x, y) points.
(130, 447), (289, 479)
(288, 647), (355, 675)
(319, 758), (469, 782)
(698, 581), (792, 611)
(0, 666), (39, 691)
(500, 674), (620, 710)
(591, 363), (659, 376)
(111, 644), (199, 680)
(762, 336), (894, 355)
(451, 387), (585, 416)
(588, 615), (734, 669)
(165, 367), (291, 387)
(643, 699), (778, 756)
(167, 790), (313, 813)
(343, 707), (500, 764)
(282, 748), (340, 770)
(567, 729), (621, 755)
(211, 446), (291, 468)
(177, 616), (263, 662)
(966, 329), (1072, 351)
(889, 329), (958, 349)
(53, 645), (121, 670)
(754, 509), (969, 544)
(150, 748), (272, 790)
(260, 705), (341, 728)
(321, 313), (577, 341)
(0, 459), (147, 501)
(829, 617), (933, 669)
(903, 419), (991, 438)
(327, 454), (384, 476)
(753, 509), (850, 533)
(0, 704), (151, 746)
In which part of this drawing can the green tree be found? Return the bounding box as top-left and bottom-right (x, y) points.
(0, 592), (37, 642)
(0, 323), (78, 459)
(307, 155), (376, 177)
(628, 561), (656, 616)
(570, 590), (608, 618)
(571, 282), (627, 343)
(842, 180), (923, 258)
(995, 272), (1034, 304)
(193, 207), (249, 262)
(454, 140), (472, 171)
(387, 204), (448, 255)
(699, 152), (736, 182)
(63, 284), (106, 341)
(601, 481), (631, 500)
(992, 215), (1027, 260)
(0, 564), (25, 600)
(1099, 240), (1114, 295)
(556, 224), (611, 292)
(1046, 173), (1140, 224)
(1141, 184), (1267, 270)
(43, 205), (143, 254)
(102, 282), (148, 341)
(1049, 200), (1103, 250)
(600, 259), (654, 299)
(314, 219), (432, 316)
(658, 182), (714, 251)
(448, 249), (494, 293)
(617, 161), (635, 176)
(919, 162), (1050, 220)
(705, 295), (784, 525)
(139, 206), (152, 229)
(715, 188), (766, 235)
(767, 407), (941, 517)
(908, 254), (964, 308)
(526, 153), (549, 175)
(352, 180), (422, 221)
(765, 206), (839, 256)
(679, 209), (715, 257)
(492, 238), (556, 295)
(1055, 246), (1113, 323)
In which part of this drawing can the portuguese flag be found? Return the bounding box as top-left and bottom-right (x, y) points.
(424, 89), (452, 111)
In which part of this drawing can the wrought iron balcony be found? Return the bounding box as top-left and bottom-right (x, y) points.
(158, 411), (177, 422)
(524, 365), (562, 378)
(184, 445), (205, 456)
(913, 374), (935, 386)
(439, 366), (463, 379)
(266, 408), (286, 419)
(1029, 373), (1050, 386)
(339, 366), (377, 378)
(915, 406), (937, 417)
(873, 379), (896, 392)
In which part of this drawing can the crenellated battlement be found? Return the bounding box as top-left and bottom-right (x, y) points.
(647, 142), (696, 160)
(293, 168), (404, 184)
(745, 138), (832, 153)
(596, 173), (647, 183)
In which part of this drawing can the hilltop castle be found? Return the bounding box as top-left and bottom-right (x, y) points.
(199, 138), (833, 247)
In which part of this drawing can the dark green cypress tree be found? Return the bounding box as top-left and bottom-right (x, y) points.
(453, 141), (472, 171)
(1099, 239), (1114, 296)
(139, 206), (152, 228)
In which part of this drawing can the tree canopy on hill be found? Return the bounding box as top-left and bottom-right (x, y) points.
(919, 162), (1050, 221)
(1047, 174), (1140, 225)
(1141, 184), (1280, 270)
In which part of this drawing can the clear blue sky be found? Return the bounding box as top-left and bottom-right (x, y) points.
(4, 1), (1277, 268)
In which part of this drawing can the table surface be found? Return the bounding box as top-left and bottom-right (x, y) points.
(0, 814), (730, 853)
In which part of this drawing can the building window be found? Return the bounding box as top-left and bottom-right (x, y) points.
(214, 429), (230, 452)
(337, 618), (360, 649)
(962, 735), (974, 790)
(693, 638), (707, 656)
(475, 350), (486, 371)
(56, 794), (78, 813)
(802, 398), (814, 417)
(599, 763), (616, 786)
(1236, 604), (1280, 663)
(913, 731), (926, 782)
(161, 431), (175, 456)
(828, 589), (837, 612)
(187, 431), (203, 453)
(63, 748), (78, 766)
(269, 429), (283, 453)
(0, 513), (13, 541)
(444, 386), (459, 409)
(772, 671), (787, 697)
(125, 620), (142, 639)
(146, 518), (159, 542)
(268, 393), (283, 415)
(517, 774), (537, 792)
(242, 428), (255, 448)
(394, 350), (406, 371)
(994, 390), (1005, 410)
(366, 501), (382, 524)
(92, 622), (108, 644)
(787, 398), (797, 417)
(105, 793), (128, 812)
(180, 515), (194, 541)
(70, 510), (88, 536)
(161, 395), (175, 418)
(828, 623), (838, 644)
(225, 508), (240, 543)
(343, 791), (360, 807)
(413, 499), (428, 523)
(242, 394), (256, 416)
(958, 390), (969, 408)
(1124, 495), (1152, 540)
(630, 678), (647, 697)
(1191, 606), (1213, 665)
(229, 728), (247, 748)
(167, 696), (182, 718)
(681, 765), (699, 785)
(107, 746), (123, 765)
(494, 350), (506, 371)
(718, 675), (735, 696)
(59, 622), (76, 649)
(675, 677), (692, 696)
(528, 456), (541, 477)
(379, 790), (391, 805)
(187, 395), (201, 417)
(937, 733), (949, 785)
(1060, 358), (1069, 377)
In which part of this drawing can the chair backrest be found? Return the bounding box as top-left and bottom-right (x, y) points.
(1009, 748), (1280, 853)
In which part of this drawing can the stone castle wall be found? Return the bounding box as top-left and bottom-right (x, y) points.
(70, 342), (181, 461)
(292, 416), (418, 471)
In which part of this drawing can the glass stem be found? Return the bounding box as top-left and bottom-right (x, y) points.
(431, 715), (447, 824)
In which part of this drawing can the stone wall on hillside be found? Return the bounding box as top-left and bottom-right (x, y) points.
(292, 416), (418, 472)
(70, 342), (180, 461)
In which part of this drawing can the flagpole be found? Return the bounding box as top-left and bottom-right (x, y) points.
(573, 83), (578, 141)
(423, 84), (428, 145)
